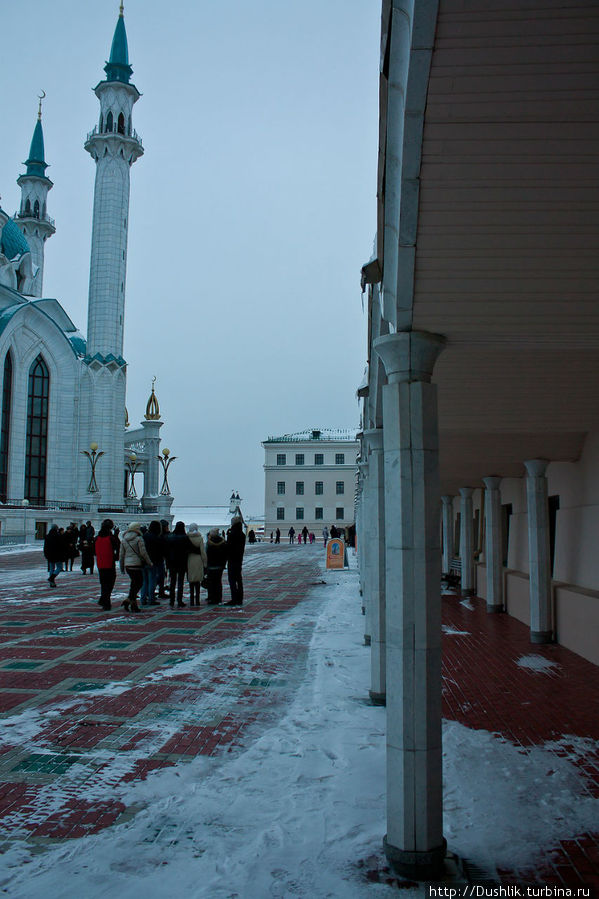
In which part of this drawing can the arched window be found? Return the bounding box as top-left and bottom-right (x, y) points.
(24, 355), (49, 504)
(99, 114), (104, 133)
(33, 199), (40, 219)
(118, 112), (125, 134)
(127, 117), (131, 136)
(106, 111), (114, 132)
(0, 352), (13, 502)
(25, 199), (31, 215)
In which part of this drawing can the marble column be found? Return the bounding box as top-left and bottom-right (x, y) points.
(364, 427), (386, 705)
(441, 496), (453, 576)
(524, 459), (553, 643)
(374, 330), (446, 880)
(459, 487), (475, 596)
(483, 476), (503, 613)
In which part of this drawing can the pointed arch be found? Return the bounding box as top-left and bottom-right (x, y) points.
(118, 112), (125, 134)
(25, 198), (31, 215)
(0, 351), (13, 502)
(99, 114), (104, 133)
(106, 110), (114, 133)
(33, 199), (40, 219)
(24, 354), (49, 503)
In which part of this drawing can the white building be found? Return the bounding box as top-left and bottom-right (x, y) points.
(0, 7), (173, 542)
(262, 429), (358, 537)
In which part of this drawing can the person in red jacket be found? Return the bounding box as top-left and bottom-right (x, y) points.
(95, 519), (120, 611)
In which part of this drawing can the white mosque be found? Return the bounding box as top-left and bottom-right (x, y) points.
(0, 6), (174, 542)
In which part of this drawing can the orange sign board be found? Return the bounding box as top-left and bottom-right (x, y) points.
(326, 538), (346, 569)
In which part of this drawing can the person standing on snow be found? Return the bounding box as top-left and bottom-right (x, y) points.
(226, 516), (246, 606)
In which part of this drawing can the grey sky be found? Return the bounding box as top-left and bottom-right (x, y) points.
(1, 1), (379, 516)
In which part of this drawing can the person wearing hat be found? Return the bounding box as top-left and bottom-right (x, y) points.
(225, 516), (246, 606)
(205, 527), (227, 605)
(119, 522), (152, 612)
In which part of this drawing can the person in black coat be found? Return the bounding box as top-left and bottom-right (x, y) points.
(44, 525), (63, 588)
(225, 517), (246, 606)
(166, 521), (191, 608)
(206, 528), (227, 605)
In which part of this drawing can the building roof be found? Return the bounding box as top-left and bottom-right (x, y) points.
(1, 217), (31, 260)
(263, 428), (358, 444)
(24, 119), (48, 179)
(104, 12), (133, 84)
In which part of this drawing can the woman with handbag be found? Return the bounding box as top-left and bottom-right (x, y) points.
(118, 522), (152, 613)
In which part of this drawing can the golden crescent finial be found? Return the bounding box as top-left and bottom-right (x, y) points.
(152, 375), (157, 390)
(37, 90), (46, 120)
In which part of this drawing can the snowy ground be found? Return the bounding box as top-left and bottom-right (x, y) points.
(1, 554), (598, 898)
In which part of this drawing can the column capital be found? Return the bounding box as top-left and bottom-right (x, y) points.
(524, 459), (549, 478)
(459, 486), (474, 499)
(441, 494), (454, 506)
(483, 476), (502, 491)
(363, 427), (384, 452)
(373, 330), (446, 384)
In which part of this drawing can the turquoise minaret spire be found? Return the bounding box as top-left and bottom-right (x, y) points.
(15, 95), (55, 297)
(104, 3), (134, 84)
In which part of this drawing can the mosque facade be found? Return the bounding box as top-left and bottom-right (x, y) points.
(0, 7), (174, 542)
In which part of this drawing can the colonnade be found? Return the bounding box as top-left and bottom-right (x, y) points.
(358, 330), (555, 878)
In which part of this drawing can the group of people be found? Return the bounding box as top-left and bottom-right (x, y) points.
(43, 516), (246, 613)
(42, 520), (100, 586)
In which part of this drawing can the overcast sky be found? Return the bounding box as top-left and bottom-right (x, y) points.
(1, 0), (379, 516)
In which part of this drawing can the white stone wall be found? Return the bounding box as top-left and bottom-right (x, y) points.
(79, 362), (126, 506)
(263, 439), (359, 534)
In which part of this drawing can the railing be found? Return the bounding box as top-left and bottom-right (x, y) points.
(14, 210), (56, 227)
(0, 499), (91, 512)
(0, 535), (26, 547)
(86, 125), (143, 146)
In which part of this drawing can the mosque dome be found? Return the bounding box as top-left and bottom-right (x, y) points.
(1, 218), (31, 260)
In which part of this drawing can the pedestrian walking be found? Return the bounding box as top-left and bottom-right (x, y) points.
(226, 516), (246, 606)
(119, 522), (151, 613)
(187, 523), (207, 606)
(95, 519), (119, 611)
(322, 525), (329, 547)
(301, 525), (309, 545)
(298, 532), (302, 545)
(206, 527), (227, 605)
(275, 527), (280, 544)
(140, 520), (163, 607)
(65, 524), (78, 571)
(166, 521), (190, 608)
(288, 526), (295, 544)
(44, 525), (63, 588)
(157, 520), (170, 598)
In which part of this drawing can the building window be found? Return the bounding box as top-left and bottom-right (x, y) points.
(24, 355), (49, 504)
(314, 453), (323, 465)
(336, 507), (344, 520)
(0, 352), (13, 502)
(277, 481), (285, 495)
(315, 507), (323, 520)
(295, 453), (304, 466)
(296, 481), (304, 495)
(276, 453), (286, 465)
(276, 507), (285, 521)
(296, 507), (304, 520)
(336, 481), (344, 495)
(335, 453), (345, 465)
(315, 481), (323, 495)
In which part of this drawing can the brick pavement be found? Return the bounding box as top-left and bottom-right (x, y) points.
(1, 546), (599, 892)
(0, 543), (323, 850)
(441, 590), (599, 892)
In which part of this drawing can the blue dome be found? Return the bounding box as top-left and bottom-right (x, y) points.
(1, 218), (31, 260)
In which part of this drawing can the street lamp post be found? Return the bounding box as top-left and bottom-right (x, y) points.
(81, 442), (103, 494)
(22, 498), (29, 544)
(157, 448), (176, 496)
(125, 453), (141, 499)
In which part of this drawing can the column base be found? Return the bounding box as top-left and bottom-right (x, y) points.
(530, 630), (553, 644)
(369, 690), (386, 706)
(384, 835), (447, 880)
(364, 634), (371, 646)
(486, 604), (504, 614)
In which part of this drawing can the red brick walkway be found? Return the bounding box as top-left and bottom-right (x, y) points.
(0, 544), (323, 849)
(442, 590), (599, 892)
